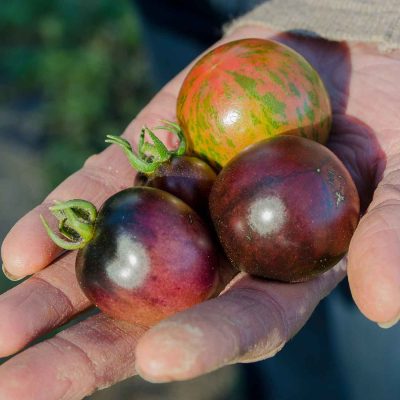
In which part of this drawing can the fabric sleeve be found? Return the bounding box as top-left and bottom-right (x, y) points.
(224, 0), (400, 51)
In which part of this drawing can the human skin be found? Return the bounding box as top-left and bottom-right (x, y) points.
(0, 25), (399, 399)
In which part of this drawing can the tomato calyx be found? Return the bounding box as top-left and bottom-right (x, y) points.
(105, 120), (186, 175)
(40, 199), (97, 250)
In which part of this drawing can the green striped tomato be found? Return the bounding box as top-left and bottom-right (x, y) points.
(177, 38), (332, 168)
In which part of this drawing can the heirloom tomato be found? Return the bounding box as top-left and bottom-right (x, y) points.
(177, 38), (331, 168)
(209, 136), (360, 282)
(106, 121), (216, 217)
(41, 188), (220, 325)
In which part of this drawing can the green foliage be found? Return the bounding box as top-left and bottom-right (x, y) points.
(1, 0), (152, 185)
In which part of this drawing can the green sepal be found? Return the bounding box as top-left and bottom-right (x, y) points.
(105, 134), (161, 174)
(40, 199), (98, 250)
(155, 120), (186, 156)
(105, 121), (186, 175)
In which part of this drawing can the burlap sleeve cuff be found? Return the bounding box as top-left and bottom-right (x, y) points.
(224, 0), (400, 51)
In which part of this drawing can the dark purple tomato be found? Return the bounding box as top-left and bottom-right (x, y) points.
(134, 155), (216, 217)
(76, 186), (219, 325)
(209, 135), (360, 282)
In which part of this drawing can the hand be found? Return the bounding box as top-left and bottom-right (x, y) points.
(1, 25), (399, 399)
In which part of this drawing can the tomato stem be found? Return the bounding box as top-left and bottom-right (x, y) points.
(40, 199), (97, 250)
(105, 121), (186, 175)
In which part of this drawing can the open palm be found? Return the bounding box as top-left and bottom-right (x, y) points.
(1, 25), (399, 399)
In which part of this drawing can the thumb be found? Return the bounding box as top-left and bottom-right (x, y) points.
(348, 155), (400, 327)
(135, 263), (346, 383)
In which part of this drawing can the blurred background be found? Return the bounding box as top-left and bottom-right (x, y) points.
(0, 0), (249, 398)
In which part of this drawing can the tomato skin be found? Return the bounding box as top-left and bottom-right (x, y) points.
(209, 136), (359, 282)
(177, 38), (331, 168)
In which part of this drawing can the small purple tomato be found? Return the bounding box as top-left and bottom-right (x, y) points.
(209, 135), (360, 282)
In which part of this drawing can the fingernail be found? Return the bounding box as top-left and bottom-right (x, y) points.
(135, 323), (203, 382)
(2, 264), (24, 282)
(378, 315), (400, 329)
(136, 343), (197, 383)
(135, 363), (170, 383)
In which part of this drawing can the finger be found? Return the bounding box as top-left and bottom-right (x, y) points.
(0, 252), (90, 357)
(135, 262), (346, 383)
(1, 83), (182, 279)
(348, 153), (400, 326)
(0, 313), (146, 400)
